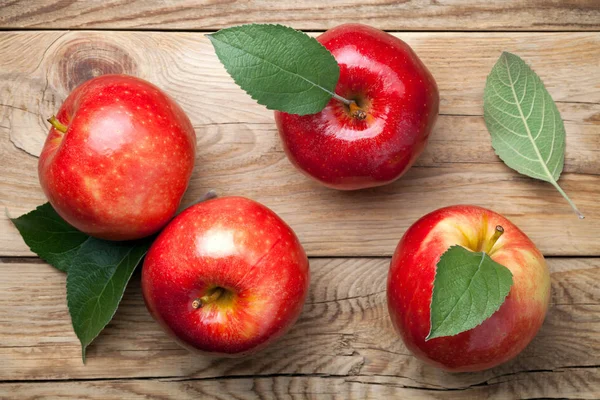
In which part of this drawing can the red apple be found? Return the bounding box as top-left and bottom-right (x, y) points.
(38, 74), (196, 240)
(141, 196), (310, 356)
(275, 24), (439, 190)
(387, 205), (551, 372)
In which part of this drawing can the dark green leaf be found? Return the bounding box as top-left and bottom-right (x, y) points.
(67, 237), (151, 362)
(427, 245), (513, 340)
(208, 24), (340, 115)
(10, 203), (90, 272)
(484, 52), (583, 218)
(11, 202), (155, 362)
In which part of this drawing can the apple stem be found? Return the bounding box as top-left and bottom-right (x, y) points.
(177, 190), (218, 215)
(192, 287), (224, 309)
(199, 190), (218, 203)
(485, 225), (504, 253)
(332, 94), (367, 120)
(349, 102), (367, 120)
(47, 116), (67, 133)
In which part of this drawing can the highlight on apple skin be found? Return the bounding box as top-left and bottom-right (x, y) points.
(38, 74), (197, 241)
(275, 23), (439, 190)
(141, 196), (310, 357)
(387, 205), (551, 372)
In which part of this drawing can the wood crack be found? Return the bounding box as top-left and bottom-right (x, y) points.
(0, 103), (38, 116)
(307, 290), (385, 305)
(192, 122), (275, 128)
(165, 372), (334, 383)
(556, 100), (600, 106)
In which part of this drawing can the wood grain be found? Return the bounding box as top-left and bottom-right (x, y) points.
(1, 31), (599, 257)
(0, 257), (598, 397)
(2, 368), (599, 399)
(0, 0), (599, 31)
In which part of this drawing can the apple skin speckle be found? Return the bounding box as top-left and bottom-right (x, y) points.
(38, 74), (196, 241)
(275, 24), (439, 190)
(141, 196), (310, 357)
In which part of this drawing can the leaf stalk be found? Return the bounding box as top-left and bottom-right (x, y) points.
(331, 92), (353, 106)
(551, 181), (585, 219)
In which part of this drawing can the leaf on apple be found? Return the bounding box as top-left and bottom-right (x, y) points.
(67, 237), (151, 362)
(11, 202), (151, 362)
(483, 52), (583, 218)
(11, 203), (90, 272)
(427, 245), (513, 341)
(207, 24), (340, 115)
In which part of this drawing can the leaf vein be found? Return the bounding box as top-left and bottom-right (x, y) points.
(435, 252), (487, 334)
(503, 54), (557, 185)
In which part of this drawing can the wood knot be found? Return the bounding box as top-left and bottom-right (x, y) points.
(56, 37), (138, 92)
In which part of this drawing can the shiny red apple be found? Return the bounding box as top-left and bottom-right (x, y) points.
(141, 196), (310, 356)
(38, 74), (196, 240)
(275, 24), (439, 190)
(387, 205), (551, 372)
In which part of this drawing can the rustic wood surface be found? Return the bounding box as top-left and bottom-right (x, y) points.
(1, 257), (599, 398)
(1, 0), (599, 31)
(0, 2), (599, 399)
(1, 31), (599, 257)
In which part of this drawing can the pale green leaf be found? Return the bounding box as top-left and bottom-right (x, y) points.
(207, 24), (340, 115)
(427, 246), (513, 340)
(484, 52), (583, 218)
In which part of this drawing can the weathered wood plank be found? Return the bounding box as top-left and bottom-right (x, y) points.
(2, 368), (599, 400)
(1, 257), (598, 392)
(1, 31), (598, 257)
(0, 0), (599, 31)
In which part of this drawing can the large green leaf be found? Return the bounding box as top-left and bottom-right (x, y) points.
(67, 237), (151, 362)
(11, 203), (90, 272)
(208, 24), (340, 115)
(12, 202), (154, 362)
(484, 52), (583, 218)
(427, 246), (513, 340)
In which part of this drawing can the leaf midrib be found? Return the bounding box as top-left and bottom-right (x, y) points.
(210, 32), (336, 98)
(78, 248), (134, 330)
(429, 251), (486, 338)
(503, 55), (556, 185)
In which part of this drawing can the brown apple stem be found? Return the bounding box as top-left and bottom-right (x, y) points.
(47, 116), (67, 133)
(331, 93), (367, 120)
(349, 101), (367, 120)
(176, 190), (218, 216)
(485, 225), (505, 253)
(192, 287), (224, 309)
(198, 190), (218, 203)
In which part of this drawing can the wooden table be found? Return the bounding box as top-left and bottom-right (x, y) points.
(1, 1), (599, 399)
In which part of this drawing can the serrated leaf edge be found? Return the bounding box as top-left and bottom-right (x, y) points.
(426, 245), (513, 341)
(207, 23), (339, 115)
(9, 203), (89, 272)
(483, 51), (583, 218)
(66, 245), (147, 363)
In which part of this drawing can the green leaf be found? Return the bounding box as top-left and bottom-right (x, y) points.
(10, 203), (90, 272)
(207, 24), (340, 115)
(67, 237), (151, 362)
(484, 52), (583, 218)
(427, 245), (513, 340)
(11, 203), (154, 362)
